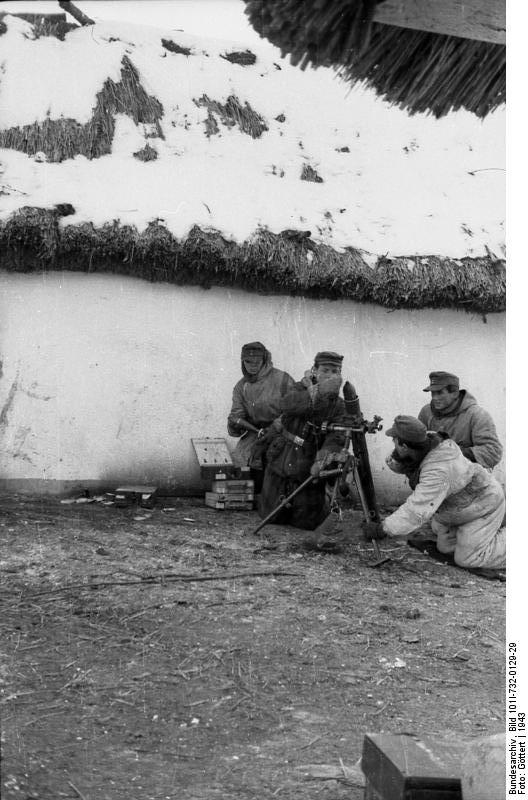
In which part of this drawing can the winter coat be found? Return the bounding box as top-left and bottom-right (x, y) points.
(227, 351), (295, 466)
(418, 390), (502, 468)
(263, 381), (350, 481)
(258, 380), (352, 529)
(383, 438), (504, 538)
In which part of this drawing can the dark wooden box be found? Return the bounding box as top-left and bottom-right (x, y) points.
(361, 733), (463, 799)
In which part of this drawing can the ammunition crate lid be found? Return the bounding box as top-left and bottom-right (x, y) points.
(192, 438), (233, 469)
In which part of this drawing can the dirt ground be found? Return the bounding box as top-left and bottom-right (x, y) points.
(0, 492), (505, 800)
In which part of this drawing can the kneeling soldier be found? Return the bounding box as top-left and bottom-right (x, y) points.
(362, 415), (505, 570)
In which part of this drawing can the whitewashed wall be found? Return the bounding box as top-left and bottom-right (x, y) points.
(0, 272), (505, 500)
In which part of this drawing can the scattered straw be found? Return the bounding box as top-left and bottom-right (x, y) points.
(0, 56), (164, 162)
(162, 38), (192, 56)
(202, 110), (220, 138)
(221, 50), (257, 66)
(133, 143), (158, 161)
(300, 164), (323, 183)
(0, 208), (506, 313)
(242, 0), (505, 117)
(68, 780), (88, 800)
(194, 94), (268, 138)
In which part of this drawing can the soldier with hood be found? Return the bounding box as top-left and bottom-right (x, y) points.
(363, 415), (506, 570)
(418, 371), (502, 469)
(257, 351), (352, 531)
(228, 342), (295, 488)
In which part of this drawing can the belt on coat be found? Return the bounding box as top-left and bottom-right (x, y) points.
(281, 429), (305, 447)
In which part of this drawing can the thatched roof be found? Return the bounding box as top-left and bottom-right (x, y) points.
(0, 13), (505, 313)
(242, 0), (506, 119)
(0, 207), (505, 313)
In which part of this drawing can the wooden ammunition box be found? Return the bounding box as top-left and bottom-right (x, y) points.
(361, 733), (462, 799)
(192, 438), (237, 480)
(211, 479), (254, 494)
(207, 491), (254, 502)
(114, 485), (157, 508)
(205, 492), (253, 510)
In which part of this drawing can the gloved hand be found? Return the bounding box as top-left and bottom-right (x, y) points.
(316, 374), (342, 398)
(310, 459), (325, 477)
(311, 451), (346, 477)
(361, 520), (387, 541)
(319, 451), (348, 473)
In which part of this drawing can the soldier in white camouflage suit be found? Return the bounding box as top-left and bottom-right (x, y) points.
(362, 415), (505, 570)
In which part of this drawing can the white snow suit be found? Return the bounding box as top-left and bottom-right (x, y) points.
(384, 439), (505, 569)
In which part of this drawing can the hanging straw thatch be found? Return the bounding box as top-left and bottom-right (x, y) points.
(0, 207), (505, 314)
(0, 11), (78, 40)
(0, 56), (164, 162)
(242, 0), (505, 118)
(194, 95), (268, 138)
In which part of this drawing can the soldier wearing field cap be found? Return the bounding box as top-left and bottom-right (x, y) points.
(418, 371), (502, 469)
(257, 351), (351, 530)
(361, 415), (506, 570)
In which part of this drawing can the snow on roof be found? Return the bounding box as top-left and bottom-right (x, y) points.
(0, 14), (505, 260)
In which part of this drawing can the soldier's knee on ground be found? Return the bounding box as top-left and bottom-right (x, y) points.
(453, 544), (502, 570)
(453, 550), (482, 569)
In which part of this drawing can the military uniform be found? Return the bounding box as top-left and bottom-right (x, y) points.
(418, 371), (502, 469)
(258, 352), (351, 531)
(382, 416), (505, 569)
(227, 342), (294, 474)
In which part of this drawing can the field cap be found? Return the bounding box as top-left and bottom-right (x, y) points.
(314, 351), (343, 367)
(386, 415), (427, 444)
(241, 341), (266, 358)
(423, 371), (460, 392)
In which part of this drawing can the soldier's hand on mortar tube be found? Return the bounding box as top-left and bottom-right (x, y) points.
(361, 521), (387, 541)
